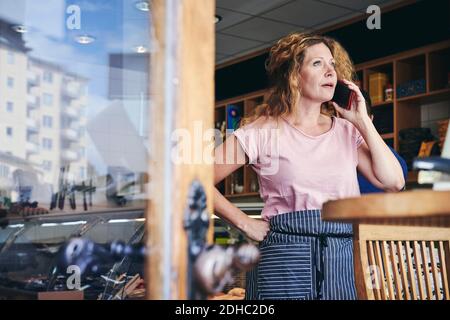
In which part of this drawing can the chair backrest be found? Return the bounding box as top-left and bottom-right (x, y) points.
(354, 224), (450, 300)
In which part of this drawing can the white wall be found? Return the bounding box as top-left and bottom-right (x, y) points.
(421, 99), (450, 138)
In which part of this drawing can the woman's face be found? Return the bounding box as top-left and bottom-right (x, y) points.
(299, 43), (337, 103)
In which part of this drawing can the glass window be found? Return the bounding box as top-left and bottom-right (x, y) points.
(6, 127), (12, 137)
(79, 166), (85, 179)
(42, 138), (52, 150)
(6, 101), (13, 112)
(42, 115), (53, 128)
(79, 147), (86, 158)
(43, 71), (53, 83)
(42, 160), (52, 171)
(0, 4), (153, 297)
(0, 164), (9, 177)
(43, 93), (53, 106)
(7, 51), (14, 64)
(7, 77), (13, 88)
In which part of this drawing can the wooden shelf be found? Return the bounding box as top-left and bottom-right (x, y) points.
(397, 92), (432, 102)
(216, 94), (265, 198)
(381, 133), (394, 139)
(225, 192), (260, 198)
(396, 87), (450, 103)
(407, 171), (418, 183)
(372, 101), (393, 108)
(428, 87), (450, 97)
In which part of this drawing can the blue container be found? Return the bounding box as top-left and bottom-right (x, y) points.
(396, 79), (426, 98)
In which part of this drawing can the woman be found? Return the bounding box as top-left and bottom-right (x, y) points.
(213, 33), (405, 300)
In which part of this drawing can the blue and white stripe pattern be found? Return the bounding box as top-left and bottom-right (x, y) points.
(245, 210), (356, 300)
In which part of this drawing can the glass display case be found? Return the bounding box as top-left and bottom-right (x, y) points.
(0, 209), (145, 300)
(0, 1), (153, 299)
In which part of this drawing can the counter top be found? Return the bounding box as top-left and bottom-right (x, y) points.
(322, 190), (450, 226)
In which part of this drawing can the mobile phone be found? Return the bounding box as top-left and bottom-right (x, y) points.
(331, 80), (355, 110)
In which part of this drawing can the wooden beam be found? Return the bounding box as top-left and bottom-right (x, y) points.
(173, 0), (215, 299)
(146, 0), (215, 299)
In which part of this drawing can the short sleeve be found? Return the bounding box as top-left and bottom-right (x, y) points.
(233, 126), (259, 164)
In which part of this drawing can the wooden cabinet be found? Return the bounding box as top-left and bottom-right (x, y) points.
(356, 40), (450, 183)
(215, 91), (266, 198)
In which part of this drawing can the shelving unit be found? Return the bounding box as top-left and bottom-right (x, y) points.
(215, 91), (266, 198)
(215, 40), (450, 192)
(355, 40), (450, 183)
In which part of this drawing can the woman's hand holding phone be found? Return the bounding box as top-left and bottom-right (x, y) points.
(331, 80), (355, 110)
(331, 79), (371, 128)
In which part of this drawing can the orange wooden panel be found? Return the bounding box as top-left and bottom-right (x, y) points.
(438, 241), (450, 299)
(420, 242), (434, 299)
(429, 242), (443, 300)
(381, 241), (395, 300)
(368, 241), (381, 300)
(413, 241), (426, 299)
(397, 241), (411, 300)
(389, 241), (403, 299)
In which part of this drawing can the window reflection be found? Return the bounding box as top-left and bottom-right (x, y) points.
(0, 0), (152, 216)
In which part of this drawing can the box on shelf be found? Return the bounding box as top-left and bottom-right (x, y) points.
(396, 79), (426, 98)
(369, 72), (389, 104)
(398, 127), (438, 170)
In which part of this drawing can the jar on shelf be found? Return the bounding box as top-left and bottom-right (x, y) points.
(384, 83), (393, 102)
(250, 179), (258, 193)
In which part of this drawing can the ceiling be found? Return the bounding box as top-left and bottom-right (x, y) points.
(215, 0), (406, 66)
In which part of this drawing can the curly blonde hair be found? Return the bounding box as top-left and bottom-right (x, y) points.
(241, 33), (356, 126)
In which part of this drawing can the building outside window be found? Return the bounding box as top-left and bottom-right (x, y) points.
(43, 93), (53, 106)
(6, 101), (13, 112)
(42, 137), (52, 150)
(0, 165), (9, 178)
(42, 115), (53, 128)
(7, 51), (14, 64)
(42, 160), (52, 171)
(7, 77), (13, 88)
(79, 167), (85, 180)
(43, 71), (53, 83)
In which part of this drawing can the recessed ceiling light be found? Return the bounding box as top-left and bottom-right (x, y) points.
(135, 1), (149, 11)
(134, 45), (148, 53)
(215, 15), (222, 24)
(75, 34), (95, 44)
(12, 25), (28, 33)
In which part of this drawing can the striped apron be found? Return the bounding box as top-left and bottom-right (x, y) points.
(245, 210), (356, 300)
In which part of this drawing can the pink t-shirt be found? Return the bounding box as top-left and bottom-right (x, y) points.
(233, 116), (364, 221)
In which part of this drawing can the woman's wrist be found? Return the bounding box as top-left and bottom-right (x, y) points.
(236, 215), (252, 234)
(354, 114), (373, 134)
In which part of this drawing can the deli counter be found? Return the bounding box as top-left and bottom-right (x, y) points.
(0, 209), (145, 300)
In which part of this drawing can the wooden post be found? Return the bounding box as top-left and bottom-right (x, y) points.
(146, 0), (215, 299)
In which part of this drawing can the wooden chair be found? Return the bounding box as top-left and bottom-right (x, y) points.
(323, 190), (450, 300)
(354, 224), (450, 300)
